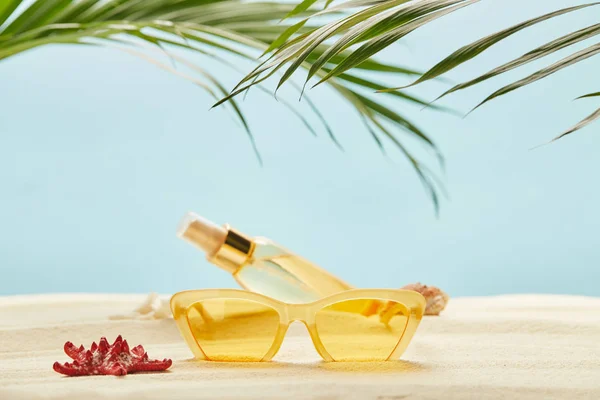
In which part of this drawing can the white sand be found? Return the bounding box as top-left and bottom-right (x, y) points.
(1, 294), (599, 399)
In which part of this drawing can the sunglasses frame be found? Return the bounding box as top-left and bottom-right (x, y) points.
(171, 288), (425, 362)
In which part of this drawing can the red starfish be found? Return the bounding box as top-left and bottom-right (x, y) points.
(53, 335), (172, 376)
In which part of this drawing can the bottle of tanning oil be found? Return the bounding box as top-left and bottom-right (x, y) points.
(177, 212), (353, 303)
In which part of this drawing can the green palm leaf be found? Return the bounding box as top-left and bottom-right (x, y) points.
(242, 0), (599, 145)
(0, 0), (449, 209)
(545, 92), (600, 143)
(551, 108), (600, 142)
(391, 2), (600, 90)
(429, 24), (600, 102)
(469, 43), (600, 113)
(576, 92), (600, 100)
(0, 0), (24, 27)
(311, 0), (477, 87)
(379, 1), (600, 142)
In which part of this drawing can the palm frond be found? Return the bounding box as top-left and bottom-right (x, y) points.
(469, 43), (600, 113)
(0, 0), (447, 210)
(392, 2), (600, 89)
(380, 1), (599, 142)
(241, 0), (600, 148)
(429, 24), (600, 102)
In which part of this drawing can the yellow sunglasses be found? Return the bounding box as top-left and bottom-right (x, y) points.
(170, 289), (425, 362)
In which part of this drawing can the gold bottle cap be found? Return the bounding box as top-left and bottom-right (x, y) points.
(177, 212), (254, 274)
(177, 212), (226, 256)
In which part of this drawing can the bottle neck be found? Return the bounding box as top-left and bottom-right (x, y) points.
(208, 226), (255, 274)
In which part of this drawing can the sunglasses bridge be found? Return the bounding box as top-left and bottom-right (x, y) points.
(281, 303), (319, 323)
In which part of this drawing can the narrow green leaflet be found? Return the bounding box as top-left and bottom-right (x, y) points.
(172, 55), (262, 164)
(263, 0), (407, 61)
(241, 0), (407, 90)
(353, 91), (439, 151)
(2, 0), (48, 34)
(275, 0), (455, 90)
(0, 26), (115, 60)
(306, 0), (467, 85)
(576, 92), (600, 100)
(547, 92), (600, 143)
(75, 0), (132, 22)
(0, 0), (23, 28)
(329, 70), (450, 111)
(330, 83), (443, 213)
(90, 0), (149, 21)
(49, 0), (99, 23)
(261, 19), (307, 55)
(346, 57), (421, 74)
(390, 1), (600, 90)
(144, 33), (324, 143)
(26, 0), (74, 27)
(286, 80), (342, 146)
(313, 0), (477, 86)
(283, 0), (321, 20)
(271, 0), (411, 91)
(324, 0), (336, 9)
(471, 43), (600, 112)
(433, 23), (600, 100)
(551, 108), (600, 142)
(1, 0), (75, 35)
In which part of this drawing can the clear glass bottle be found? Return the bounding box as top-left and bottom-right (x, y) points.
(177, 212), (352, 303)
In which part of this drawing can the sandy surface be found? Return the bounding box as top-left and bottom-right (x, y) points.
(0, 294), (599, 399)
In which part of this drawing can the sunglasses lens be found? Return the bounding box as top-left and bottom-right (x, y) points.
(315, 299), (409, 361)
(186, 299), (280, 361)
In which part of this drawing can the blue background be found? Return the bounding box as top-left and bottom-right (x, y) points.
(1, 0), (598, 296)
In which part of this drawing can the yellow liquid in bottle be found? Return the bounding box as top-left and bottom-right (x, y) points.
(233, 238), (352, 304)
